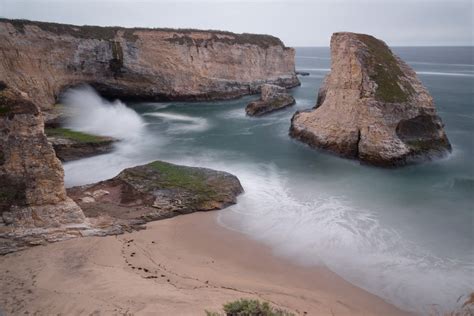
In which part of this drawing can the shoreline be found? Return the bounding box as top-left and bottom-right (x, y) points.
(0, 211), (411, 315)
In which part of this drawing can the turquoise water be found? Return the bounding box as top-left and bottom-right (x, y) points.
(63, 47), (474, 314)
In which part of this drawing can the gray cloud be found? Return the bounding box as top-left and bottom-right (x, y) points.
(0, 0), (472, 46)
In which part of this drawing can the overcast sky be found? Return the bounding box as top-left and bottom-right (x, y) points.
(0, 0), (472, 46)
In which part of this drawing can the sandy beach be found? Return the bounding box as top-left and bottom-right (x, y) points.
(0, 211), (410, 315)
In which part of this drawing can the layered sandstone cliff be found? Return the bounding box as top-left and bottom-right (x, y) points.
(0, 19), (299, 111)
(290, 32), (451, 167)
(0, 84), (101, 254)
(0, 19), (295, 253)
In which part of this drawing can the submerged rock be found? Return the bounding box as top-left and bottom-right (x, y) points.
(45, 128), (116, 162)
(68, 161), (244, 222)
(246, 84), (295, 116)
(290, 32), (451, 167)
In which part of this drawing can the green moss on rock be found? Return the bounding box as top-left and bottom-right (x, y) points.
(355, 34), (414, 103)
(147, 161), (217, 202)
(45, 128), (107, 143)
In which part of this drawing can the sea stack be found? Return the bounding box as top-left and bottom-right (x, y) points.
(290, 32), (451, 167)
(246, 84), (295, 116)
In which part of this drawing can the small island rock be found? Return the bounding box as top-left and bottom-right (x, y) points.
(290, 32), (451, 167)
(246, 84), (295, 116)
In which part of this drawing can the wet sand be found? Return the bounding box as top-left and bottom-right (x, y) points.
(0, 211), (410, 315)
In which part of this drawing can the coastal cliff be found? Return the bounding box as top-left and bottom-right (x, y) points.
(0, 85), (97, 254)
(290, 32), (451, 167)
(0, 19), (299, 111)
(0, 19), (292, 253)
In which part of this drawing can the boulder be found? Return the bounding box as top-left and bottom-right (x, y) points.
(246, 84), (295, 116)
(67, 161), (244, 222)
(290, 32), (451, 167)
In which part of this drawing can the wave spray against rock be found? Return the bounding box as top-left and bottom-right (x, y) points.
(62, 86), (161, 187)
(62, 85), (145, 140)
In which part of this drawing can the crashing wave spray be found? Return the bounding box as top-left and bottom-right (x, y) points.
(62, 86), (160, 187)
(62, 85), (145, 140)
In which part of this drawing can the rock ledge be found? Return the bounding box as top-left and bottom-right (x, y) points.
(246, 84), (295, 116)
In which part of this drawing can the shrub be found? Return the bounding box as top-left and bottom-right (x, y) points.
(205, 298), (294, 316)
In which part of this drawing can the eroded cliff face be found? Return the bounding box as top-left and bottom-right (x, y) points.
(0, 19), (296, 253)
(0, 19), (299, 111)
(290, 32), (451, 167)
(0, 85), (102, 254)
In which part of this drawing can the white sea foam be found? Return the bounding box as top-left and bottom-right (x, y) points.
(416, 71), (474, 77)
(144, 112), (210, 133)
(298, 68), (474, 77)
(62, 86), (162, 187)
(407, 61), (474, 67)
(168, 153), (473, 314)
(210, 163), (473, 314)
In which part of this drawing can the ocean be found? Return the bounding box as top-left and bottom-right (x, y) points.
(63, 47), (474, 314)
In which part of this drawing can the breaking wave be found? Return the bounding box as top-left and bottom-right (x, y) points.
(62, 85), (145, 140)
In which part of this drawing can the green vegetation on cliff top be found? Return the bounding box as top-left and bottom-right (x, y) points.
(0, 18), (285, 48)
(355, 34), (415, 103)
(45, 128), (108, 143)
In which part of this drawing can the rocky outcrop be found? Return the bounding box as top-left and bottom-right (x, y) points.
(0, 18), (299, 112)
(290, 32), (451, 167)
(0, 85), (98, 254)
(45, 128), (116, 162)
(67, 161), (244, 222)
(0, 88), (242, 253)
(246, 84), (295, 116)
(0, 18), (294, 253)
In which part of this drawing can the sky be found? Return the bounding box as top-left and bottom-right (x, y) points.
(0, 0), (472, 47)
